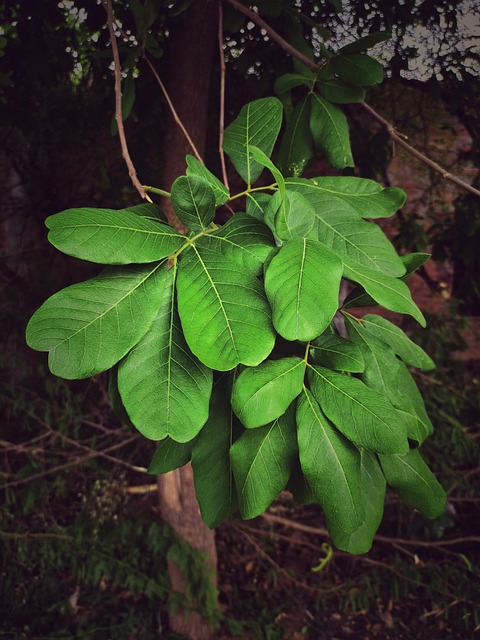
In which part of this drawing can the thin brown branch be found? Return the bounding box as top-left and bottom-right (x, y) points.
(224, 0), (317, 72)
(217, 1), (230, 190)
(0, 435), (140, 490)
(143, 55), (204, 164)
(224, 0), (480, 199)
(360, 101), (480, 198)
(105, 0), (150, 201)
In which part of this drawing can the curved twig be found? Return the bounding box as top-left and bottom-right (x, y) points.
(218, 1), (230, 190)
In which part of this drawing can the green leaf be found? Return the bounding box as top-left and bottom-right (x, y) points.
(264, 238), (343, 341)
(198, 213), (275, 276)
(285, 176), (406, 220)
(148, 438), (195, 474)
(232, 357), (305, 428)
(117, 265), (212, 442)
(343, 262), (426, 326)
(246, 192), (272, 221)
(332, 53), (384, 87)
(395, 362), (434, 444)
(317, 78), (366, 104)
(308, 366), (409, 455)
(192, 374), (238, 527)
(247, 146), (285, 195)
(26, 263), (170, 379)
(297, 388), (364, 533)
(362, 315), (435, 371)
(401, 252), (431, 277)
(231, 405), (297, 519)
(310, 93), (354, 169)
(379, 449), (446, 518)
(122, 202), (167, 222)
(278, 95), (314, 177)
(266, 190), (316, 242)
(274, 73), (312, 95)
(46, 207), (185, 264)
(108, 367), (135, 429)
(186, 155), (229, 206)
(330, 451), (386, 554)
(309, 334), (365, 372)
(223, 97), (283, 185)
(171, 174), (216, 233)
(176, 246), (275, 370)
(339, 31), (392, 54)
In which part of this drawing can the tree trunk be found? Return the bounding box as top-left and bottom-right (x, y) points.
(156, 4), (219, 639)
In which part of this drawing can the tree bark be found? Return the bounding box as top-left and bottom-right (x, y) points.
(156, 3), (219, 639)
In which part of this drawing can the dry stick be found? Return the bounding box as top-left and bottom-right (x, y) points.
(105, 0), (150, 201)
(143, 55), (204, 164)
(361, 101), (480, 198)
(217, 1), (230, 190)
(223, 0), (480, 199)
(0, 434), (140, 490)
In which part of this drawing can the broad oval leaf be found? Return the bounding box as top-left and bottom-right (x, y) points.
(286, 176), (406, 219)
(297, 388), (364, 533)
(186, 155), (229, 206)
(339, 31), (392, 54)
(246, 192), (272, 221)
(317, 78), (366, 104)
(395, 361), (434, 444)
(265, 238), (343, 341)
(343, 261), (426, 326)
(171, 174), (216, 233)
(330, 450), (386, 554)
(46, 207), (185, 264)
(197, 212), (275, 276)
(310, 93), (354, 169)
(273, 190), (317, 242)
(26, 263), (170, 379)
(192, 374), (238, 527)
(278, 95), (314, 178)
(362, 314), (435, 371)
(274, 72), (312, 95)
(379, 449), (446, 519)
(148, 438), (195, 474)
(232, 357), (305, 428)
(223, 97), (283, 185)
(332, 53), (384, 87)
(231, 405), (297, 519)
(176, 246), (275, 370)
(308, 365), (409, 455)
(117, 266), (212, 442)
(309, 333), (365, 372)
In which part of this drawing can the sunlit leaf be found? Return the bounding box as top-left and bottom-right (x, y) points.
(309, 333), (365, 372)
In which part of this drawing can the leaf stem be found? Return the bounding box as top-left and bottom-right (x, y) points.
(143, 185), (171, 198)
(340, 309), (363, 324)
(228, 183), (277, 202)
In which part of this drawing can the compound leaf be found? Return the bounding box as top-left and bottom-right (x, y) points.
(232, 357), (305, 428)
(26, 263), (170, 380)
(264, 238), (343, 341)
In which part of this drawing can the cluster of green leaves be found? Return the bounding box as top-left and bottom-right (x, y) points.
(26, 89), (445, 553)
